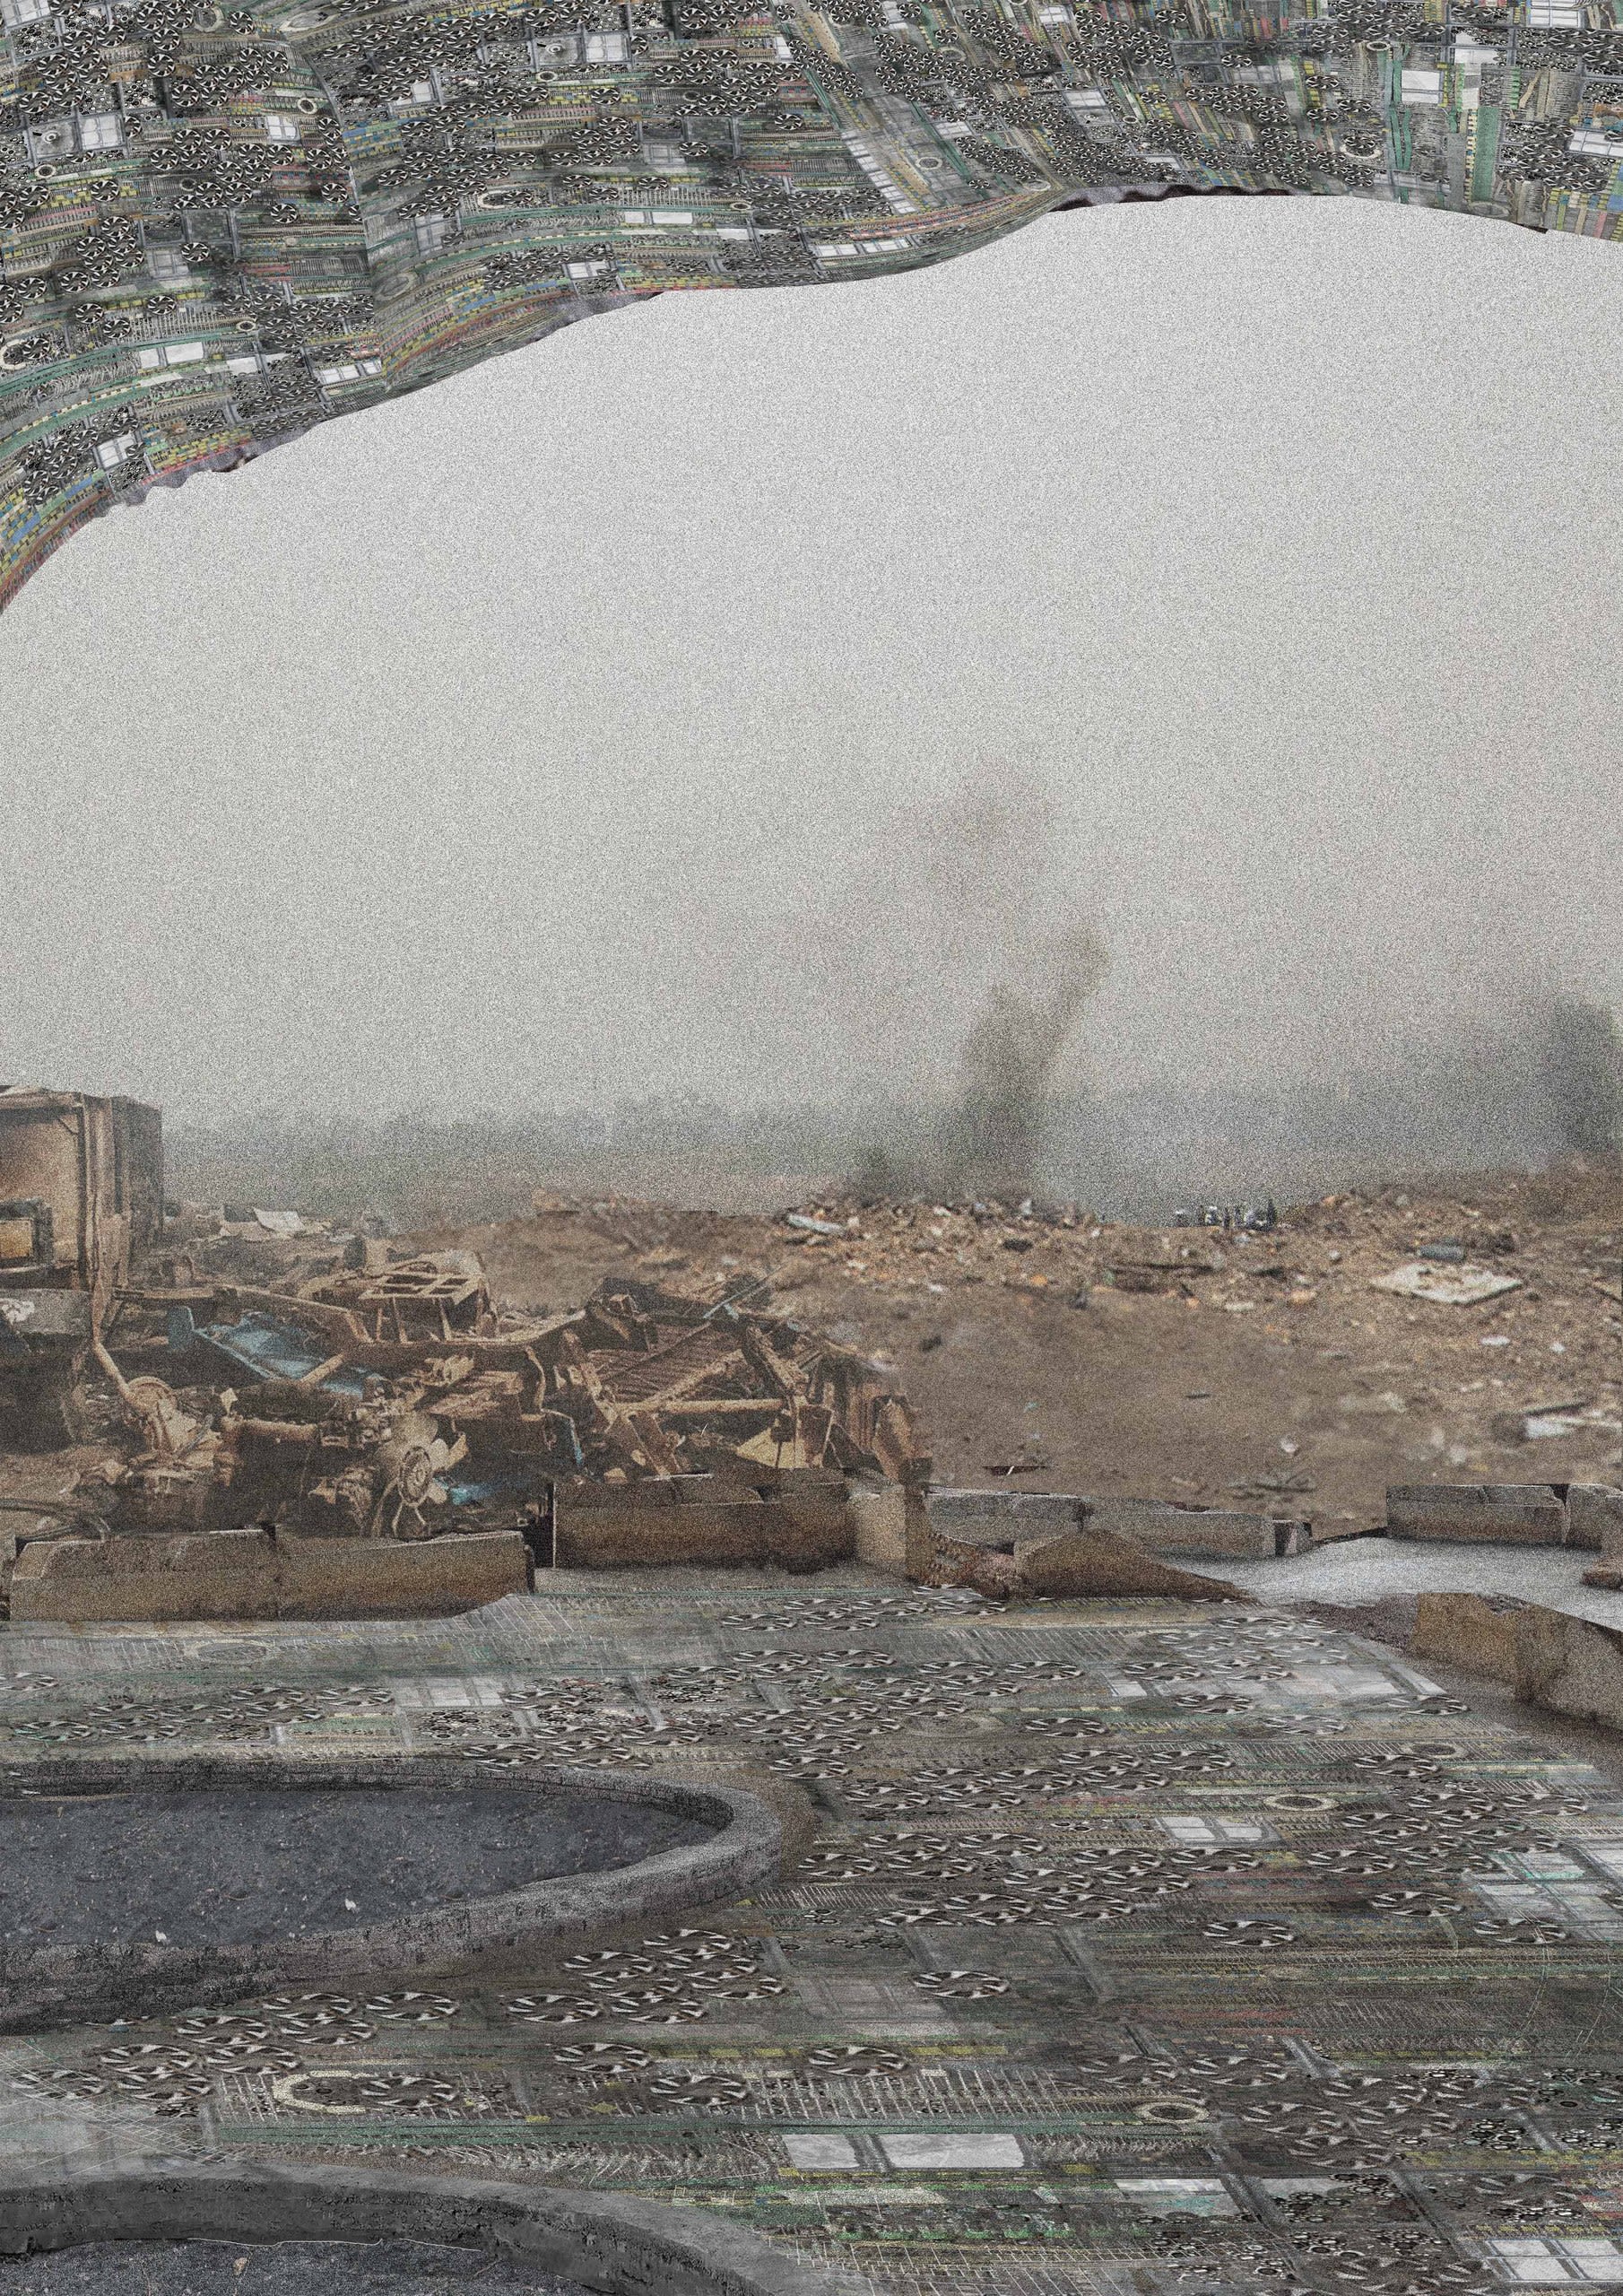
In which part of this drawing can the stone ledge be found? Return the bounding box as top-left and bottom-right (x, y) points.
(551, 1476), (855, 1573)
(921, 1487), (1307, 1560)
(1386, 1483), (1623, 1551)
(0, 2161), (869, 2296)
(7, 1528), (530, 1622)
(1388, 1484), (1567, 1545)
(0, 1755), (781, 2033)
(1412, 1592), (1623, 1730)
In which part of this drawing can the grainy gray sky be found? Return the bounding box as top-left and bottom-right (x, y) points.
(1, 193), (1619, 1124)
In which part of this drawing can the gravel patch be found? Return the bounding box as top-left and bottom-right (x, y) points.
(0, 1786), (711, 1948)
(1218, 1535), (1623, 1626)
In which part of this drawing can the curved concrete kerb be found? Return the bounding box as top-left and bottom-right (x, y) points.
(0, 1753), (783, 2032)
(0, 2162), (872, 2296)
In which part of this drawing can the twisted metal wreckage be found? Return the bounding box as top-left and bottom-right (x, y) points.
(0, 1090), (924, 1613)
(1, 0), (1620, 603)
(97, 1249), (924, 1544)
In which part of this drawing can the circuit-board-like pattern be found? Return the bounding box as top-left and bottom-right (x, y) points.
(3, 0), (1622, 605)
(3, 1575), (1623, 2295)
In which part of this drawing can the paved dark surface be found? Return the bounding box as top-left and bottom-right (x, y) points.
(7, 1576), (1623, 2294)
(0, 2241), (591, 2293)
(0, 1787), (710, 1947)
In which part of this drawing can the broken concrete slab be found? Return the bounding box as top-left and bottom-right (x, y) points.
(921, 1488), (1306, 1561)
(1011, 1528), (1245, 1602)
(1411, 1590), (1623, 1732)
(916, 1515), (1244, 1601)
(1570, 1483), (1623, 1558)
(1386, 1484), (1567, 1545)
(1081, 1496), (1309, 1559)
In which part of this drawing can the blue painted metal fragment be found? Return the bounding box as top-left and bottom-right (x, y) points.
(168, 1307), (370, 1400)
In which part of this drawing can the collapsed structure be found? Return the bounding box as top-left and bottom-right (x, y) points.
(0, 1084), (163, 1445)
(0, 1089), (928, 1621)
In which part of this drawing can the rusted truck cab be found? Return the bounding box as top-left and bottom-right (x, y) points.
(0, 1089), (163, 1446)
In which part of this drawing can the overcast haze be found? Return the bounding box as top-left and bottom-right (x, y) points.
(1, 194), (1619, 1131)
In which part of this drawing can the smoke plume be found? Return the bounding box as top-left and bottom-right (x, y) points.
(943, 922), (1109, 1198)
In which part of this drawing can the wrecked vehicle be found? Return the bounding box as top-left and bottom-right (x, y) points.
(0, 1146), (925, 1618)
(95, 1258), (925, 1544)
(0, 1087), (162, 1447)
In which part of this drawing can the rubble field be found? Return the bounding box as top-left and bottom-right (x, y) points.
(0, 1786), (711, 1950)
(0, 2245), (592, 2296)
(0, 1175), (925, 1617)
(421, 1161), (1622, 1535)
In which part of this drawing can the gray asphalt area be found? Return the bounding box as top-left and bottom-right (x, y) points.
(0, 2240), (591, 2293)
(1219, 1535), (1623, 1626)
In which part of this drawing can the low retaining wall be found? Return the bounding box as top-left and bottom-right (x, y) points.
(1081, 1497), (1308, 1559)
(924, 1491), (1081, 1549)
(552, 1474), (853, 1572)
(1410, 1592), (1523, 1686)
(1412, 1593), (1623, 1730)
(0, 2162), (867, 2296)
(1388, 1485), (1567, 1545)
(1387, 1483), (1622, 1551)
(0, 1755), (780, 2033)
(7, 1527), (529, 1622)
(921, 1487), (1307, 1561)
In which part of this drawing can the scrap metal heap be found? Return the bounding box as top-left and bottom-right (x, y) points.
(0, 1092), (925, 1615)
(74, 1222), (926, 1549)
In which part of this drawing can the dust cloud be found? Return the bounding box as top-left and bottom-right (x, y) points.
(4, 203), (1621, 1216)
(160, 798), (1620, 1226)
(727, 768), (1113, 1202)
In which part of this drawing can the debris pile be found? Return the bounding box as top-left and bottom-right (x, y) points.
(0, 1105), (928, 1616)
(4, 1204), (926, 1584)
(496, 1175), (1619, 1521)
(759, 1186), (1606, 1318)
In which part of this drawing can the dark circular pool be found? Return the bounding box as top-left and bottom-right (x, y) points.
(0, 1784), (711, 1948)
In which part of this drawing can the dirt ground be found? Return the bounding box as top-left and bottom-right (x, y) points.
(0, 1161), (1615, 1548)
(424, 1161), (1623, 1535)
